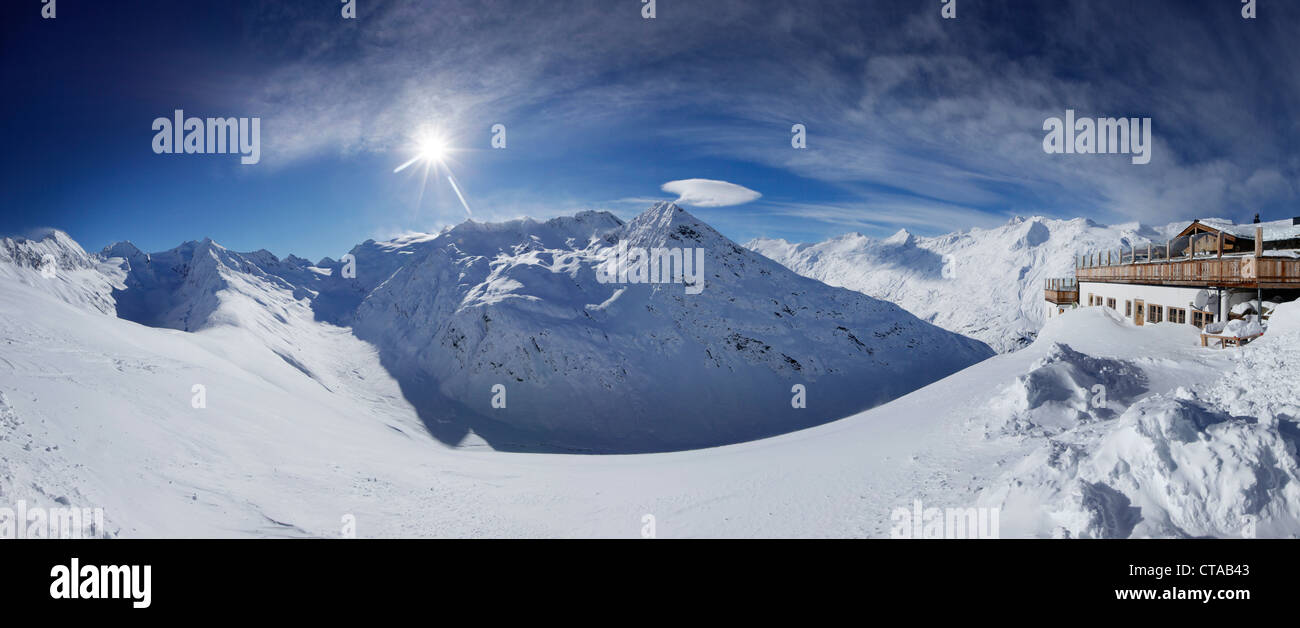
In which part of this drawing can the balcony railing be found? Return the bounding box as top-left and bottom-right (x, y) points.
(1075, 224), (1300, 288)
(1076, 255), (1300, 288)
(1044, 278), (1078, 304)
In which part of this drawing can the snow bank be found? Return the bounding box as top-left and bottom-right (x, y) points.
(982, 306), (1300, 538)
(1076, 389), (1300, 537)
(1263, 300), (1300, 336)
(979, 343), (1145, 438)
(1220, 317), (1264, 339)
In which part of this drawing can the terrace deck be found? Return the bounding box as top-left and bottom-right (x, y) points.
(1076, 255), (1300, 289)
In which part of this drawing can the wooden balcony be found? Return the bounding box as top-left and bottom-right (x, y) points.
(1044, 278), (1079, 304)
(1076, 255), (1300, 289)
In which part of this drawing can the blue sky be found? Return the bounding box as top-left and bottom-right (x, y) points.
(3, 0), (1298, 261)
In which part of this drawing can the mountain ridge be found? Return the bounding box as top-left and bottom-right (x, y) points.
(23, 203), (995, 453)
(747, 215), (1194, 353)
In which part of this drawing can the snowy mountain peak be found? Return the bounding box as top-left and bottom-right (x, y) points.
(32, 228), (81, 248)
(102, 240), (146, 261)
(627, 201), (695, 227)
(0, 229), (121, 314)
(341, 204), (992, 451)
(1012, 218), (1051, 249)
(884, 229), (915, 247)
(620, 201), (727, 250)
(2, 228), (97, 272)
(14, 227), (72, 247)
(438, 211), (623, 253)
(568, 209), (625, 228)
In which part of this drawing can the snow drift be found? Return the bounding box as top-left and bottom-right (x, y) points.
(979, 306), (1300, 538)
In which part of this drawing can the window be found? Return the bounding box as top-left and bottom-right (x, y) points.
(1125, 301), (1132, 317)
(1107, 298), (1116, 310)
(1169, 307), (1186, 324)
(1149, 305), (1163, 323)
(1192, 311), (1210, 329)
(1088, 294), (1095, 306)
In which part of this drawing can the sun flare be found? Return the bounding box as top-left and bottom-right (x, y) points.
(393, 132), (454, 174)
(417, 135), (448, 163)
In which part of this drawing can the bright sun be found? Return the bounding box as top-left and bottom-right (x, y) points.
(417, 136), (448, 163)
(393, 133), (453, 174)
(391, 129), (473, 216)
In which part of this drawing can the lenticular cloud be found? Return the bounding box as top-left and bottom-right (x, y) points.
(661, 179), (761, 207)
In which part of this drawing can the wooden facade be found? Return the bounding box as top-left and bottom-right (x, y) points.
(1043, 278), (1078, 304)
(1075, 223), (1300, 289)
(1172, 221), (1253, 256)
(1047, 220), (1300, 307)
(1077, 254), (1300, 289)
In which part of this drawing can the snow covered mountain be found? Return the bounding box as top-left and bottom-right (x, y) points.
(748, 217), (1168, 353)
(341, 203), (992, 451)
(105, 238), (319, 331)
(68, 203), (993, 453)
(3, 230), (1296, 537)
(1, 229), (123, 315)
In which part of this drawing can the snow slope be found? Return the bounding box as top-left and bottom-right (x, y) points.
(3, 264), (1295, 538)
(979, 306), (1300, 538)
(3, 220), (1295, 538)
(748, 217), (1166, 353)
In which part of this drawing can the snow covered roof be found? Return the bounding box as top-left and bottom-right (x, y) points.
(1193, 218), (1300, 241)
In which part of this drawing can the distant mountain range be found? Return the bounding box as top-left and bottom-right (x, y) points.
(748, 216), (1198, 353)
(2, 203), (992, 453)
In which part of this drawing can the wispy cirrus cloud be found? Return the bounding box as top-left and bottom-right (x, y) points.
(759, 198), (1012, 234)
(236, 0), (1300, 234)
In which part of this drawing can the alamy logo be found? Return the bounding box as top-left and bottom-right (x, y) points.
(0, 500), (105, 539)
(791, 123), (807, 149)
(50, 558), (151, 609)
(1043, 109), (1151, 165)
(890, 500), (999, 539)
(597, 242), (705, 295)
(152, 109), (261, 164)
